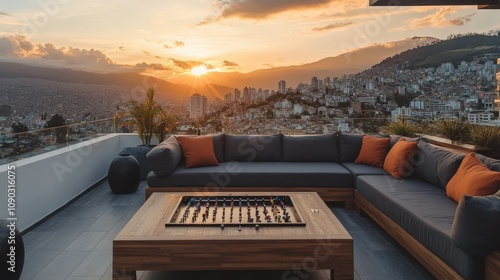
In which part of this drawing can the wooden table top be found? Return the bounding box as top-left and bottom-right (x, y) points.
(115, 192), (352, 242)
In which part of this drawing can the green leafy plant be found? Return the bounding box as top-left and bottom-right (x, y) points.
(155, 110), (180, 142)
(468, 124), (500, 151)
(433, 118), (465, 141)
(120, 87), (163, 146)
(382, 116), (419, 137)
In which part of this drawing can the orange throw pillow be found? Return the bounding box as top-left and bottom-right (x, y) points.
(383, 139), (418, 179)
(446, 153), (500, 203)
(177, 136), (219, 168)
(355, 135), (390, 168)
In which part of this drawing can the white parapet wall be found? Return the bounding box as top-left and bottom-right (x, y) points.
(0, 133), (143, 232)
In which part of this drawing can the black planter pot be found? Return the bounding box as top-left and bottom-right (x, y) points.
(119, 145), (154, 180)
(0, 219), (24, 280)
(108, 154), (141, 194)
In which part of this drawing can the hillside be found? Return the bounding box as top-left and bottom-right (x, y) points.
(167, 37), (437, 90)
(0, 62), (232, 100)
(374, 34), (500, 69)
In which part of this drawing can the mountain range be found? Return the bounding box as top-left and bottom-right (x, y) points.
(1, 34), (498, 100)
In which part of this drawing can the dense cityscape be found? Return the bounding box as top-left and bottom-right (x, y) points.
(192, 55), (500, 135)
(1, 54), (500, 160)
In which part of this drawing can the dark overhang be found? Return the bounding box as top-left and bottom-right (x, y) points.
(369, 0), (499, 6)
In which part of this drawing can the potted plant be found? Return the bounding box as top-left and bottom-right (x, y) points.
(116, 87), (178, 179)
(155, 110), (180, 143)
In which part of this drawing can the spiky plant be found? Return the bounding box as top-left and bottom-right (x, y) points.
(382, 116), (419, 137)
(433, 118), (465, 141)
(120, 87), (163, 146)
(155, 110), (180, 142)
(468, 124), (500, 151)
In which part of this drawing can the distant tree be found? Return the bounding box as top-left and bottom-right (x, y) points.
(46, 114), (67, 144)
(12, 122), (28, 133)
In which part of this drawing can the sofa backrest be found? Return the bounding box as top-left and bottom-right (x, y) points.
(414, 140), (466, 189)
(224, 134), (282, 162)
(282, 133), (339, 162)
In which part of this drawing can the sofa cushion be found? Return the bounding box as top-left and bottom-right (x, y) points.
(146, 135), (182, 177)
(446, 153), (500, 203)
(224, 134), (282, 162)
(414, 140), (465, 189)
(356, 175), (483, 279)
(338, 133), (363, 162)
(212, 134), (225, 163)
(178, 135), (219, 168)
(340, 163), (387, 188)
(383, 139), (418, 179)
(451, 192), (500, 257)
(355, 135), (390, 168)
(282, 133), (339, 162)
(147, 162), (352, 188)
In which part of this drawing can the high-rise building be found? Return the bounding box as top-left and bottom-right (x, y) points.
(278, 80), (286, 93)
(234, 89), (241, 101)
(495, 58), (500, 114)
(310, 76), (319, 90)
(189, 93), (207, 121)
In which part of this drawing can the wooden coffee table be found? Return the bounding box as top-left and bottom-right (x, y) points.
(113, 192), (353, 280)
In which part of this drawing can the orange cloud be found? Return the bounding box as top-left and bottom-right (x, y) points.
(312, 21), (353, 32)
(403, 8), (476, 30)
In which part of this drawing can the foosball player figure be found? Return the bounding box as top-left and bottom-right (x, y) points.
(270, 197), (274, 204)
(212, 216), (216, 223)
(202, 213), (207, 223)
(277, 215), (282, 222)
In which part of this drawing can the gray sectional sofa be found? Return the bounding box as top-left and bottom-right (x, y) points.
(145, 133), (500, 280)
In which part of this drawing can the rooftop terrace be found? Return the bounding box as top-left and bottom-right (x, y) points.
(1, 133), (435, 279)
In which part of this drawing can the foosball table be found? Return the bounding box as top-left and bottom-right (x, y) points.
(113, 192), (353, 280)
(166, 195), (305, 230)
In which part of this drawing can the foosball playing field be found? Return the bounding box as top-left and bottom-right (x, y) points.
(166, 195), (306, 229)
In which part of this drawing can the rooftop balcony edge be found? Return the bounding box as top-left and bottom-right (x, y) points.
(0, 133), (142, 232)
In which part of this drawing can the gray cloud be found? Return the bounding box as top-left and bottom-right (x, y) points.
(312, 21), (353, 32)
(133, 62), (170, 71)
(168, 59), (215, 70)
(200, 0), (333, 24)
(0, 12), (11, 17)
(223, 60), (239, 67)
(449, 12), (476, 26)
(0, 35), (114, 67)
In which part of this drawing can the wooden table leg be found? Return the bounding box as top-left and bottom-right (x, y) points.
(330, 268), (354, 280)
(112, 267), (136, 280)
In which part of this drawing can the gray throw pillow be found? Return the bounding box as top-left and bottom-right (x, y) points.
(414, 140), (465, 189)
(338, 133), (363, 162)
(475, 153), (500, 172)
(451, 191), (500, 257)
(224, 134), (282, 162)
(146, 135), (181, 177)
(282, 133), (339, 162)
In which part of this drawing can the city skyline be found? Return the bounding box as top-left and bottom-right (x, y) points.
(0, 1), (499, 82)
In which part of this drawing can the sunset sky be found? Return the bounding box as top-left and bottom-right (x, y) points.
(0, 0), (499, 80)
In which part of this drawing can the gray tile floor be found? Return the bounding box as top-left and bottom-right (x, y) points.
(20, 181), (435, 280)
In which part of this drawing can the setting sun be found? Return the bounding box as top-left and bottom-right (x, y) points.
(191, 65), (208, 76)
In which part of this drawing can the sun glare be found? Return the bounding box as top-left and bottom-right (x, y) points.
(191, 65), (208, 76)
